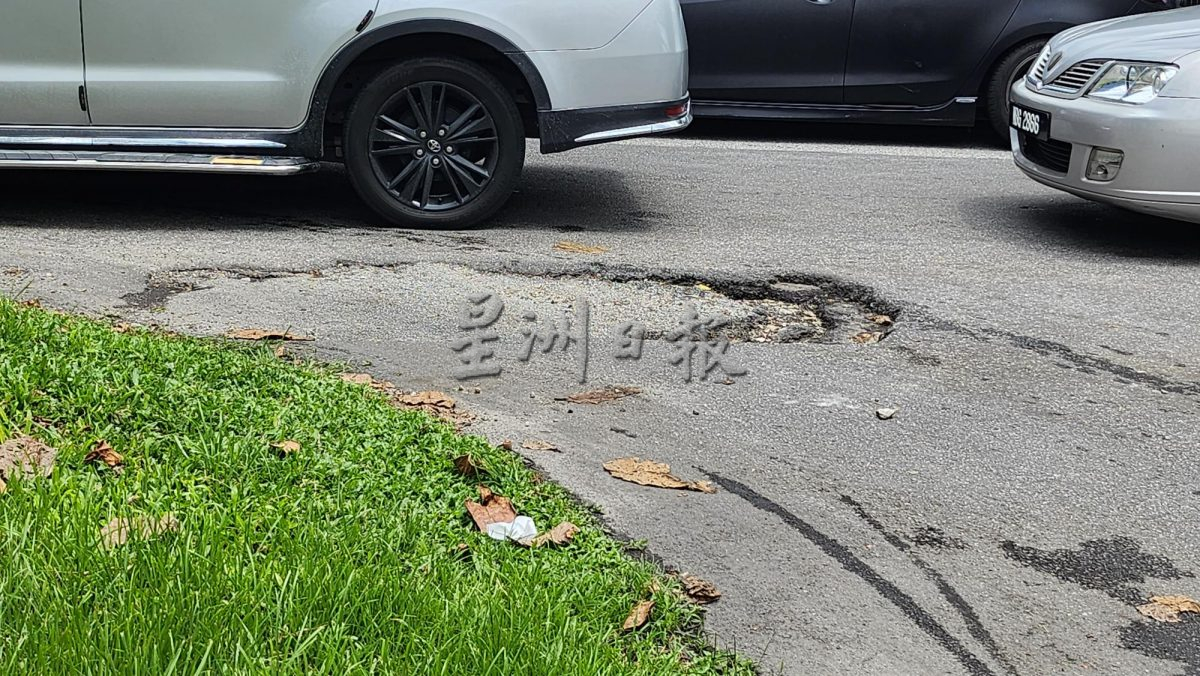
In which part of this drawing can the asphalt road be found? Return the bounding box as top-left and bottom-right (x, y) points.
(3, 120), (1200, 675)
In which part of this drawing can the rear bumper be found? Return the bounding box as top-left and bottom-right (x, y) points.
(538, 96), (691, 153)
(1010, 79), (1200, 223)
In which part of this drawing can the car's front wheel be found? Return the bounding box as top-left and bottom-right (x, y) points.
(345, 57), (525, 228)
(985, 40), (1047, 141)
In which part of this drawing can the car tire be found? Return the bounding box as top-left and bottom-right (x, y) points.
(985, 40), (1047, 140)
(344, 57), (525, 229)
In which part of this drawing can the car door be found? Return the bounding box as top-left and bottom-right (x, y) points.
(680, 0), (855, 104)
(80, 0), (378, 129)
(842, 0), (1021, 106)
(0, 1), (90, 125)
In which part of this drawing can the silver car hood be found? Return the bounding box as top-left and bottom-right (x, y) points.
(1048, 7), (1200, 74)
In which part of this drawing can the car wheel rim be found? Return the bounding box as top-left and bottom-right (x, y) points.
(1005, 54), (1038, 109)
(368, 81), (499, 212)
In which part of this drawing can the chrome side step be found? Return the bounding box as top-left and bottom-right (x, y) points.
(0, 149), (318, 175)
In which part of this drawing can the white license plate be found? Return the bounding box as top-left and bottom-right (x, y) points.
(1011, 105), (1050, 141)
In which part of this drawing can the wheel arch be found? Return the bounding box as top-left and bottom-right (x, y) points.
(297, 19), (552, 159)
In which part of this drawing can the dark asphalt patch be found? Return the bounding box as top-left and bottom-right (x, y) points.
(1120, 613), (1200, 675)
(911, 526), (968, 551)
(1001, 536), (1193, 605)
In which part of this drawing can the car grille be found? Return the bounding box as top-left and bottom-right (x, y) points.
(1028, 56), (1109, 96)
(1046, 60), (1107, 94)
(1019, 133), (1073, 174)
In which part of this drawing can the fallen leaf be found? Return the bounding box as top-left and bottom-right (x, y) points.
(563, 386), (642, 405)
(852, 331), (884, 344)
(100, 514), (180, 549)
(0, 435), (58, 485)
(464, 485), (517, 533)
(399, 391), (455, 408)
(18, 299), (42, 308)
(84, 440), (124, 468)
(113, 322), (135, 334)
(868, 314), (894, 326)
(1138, 595), (1200, 623)
(876, 408), (898, 421)
(603, 457), (716, 493)
(554, 240), (610, 255)
(393, 390), (474, 427)
(678, 574), (722, 604)
(695, 283), (713, 292)
(274, 345), (289, 358)
(225, 328), (313, 341)
(340, 373), (375, 386)
(0, 477), (6, 494)
(454, 454), (481, 477)
(531, 521), (579, 548)
(272, 440), (301, 457)
(622, 600), (654, 632)
(522, 439), (560, 453)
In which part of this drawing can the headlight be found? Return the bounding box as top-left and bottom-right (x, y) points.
(1087, 62), (1179, 104)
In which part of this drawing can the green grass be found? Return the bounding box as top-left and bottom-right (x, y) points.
(0, 299), (750, 675)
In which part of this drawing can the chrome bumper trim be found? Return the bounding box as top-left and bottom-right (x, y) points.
(574, 113), (693, 144)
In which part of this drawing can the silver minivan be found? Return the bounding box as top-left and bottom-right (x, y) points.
(1, 1), (692, 227)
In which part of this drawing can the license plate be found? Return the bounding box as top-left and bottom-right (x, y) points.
(1011, 104), (1050, 141)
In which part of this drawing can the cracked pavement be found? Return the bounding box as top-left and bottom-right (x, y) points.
(3, 121), (1200, 675)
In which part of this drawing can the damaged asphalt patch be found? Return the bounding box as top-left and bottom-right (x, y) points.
(123, 260), (901, 347)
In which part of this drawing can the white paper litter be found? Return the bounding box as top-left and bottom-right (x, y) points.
(487, 515), (538, 542)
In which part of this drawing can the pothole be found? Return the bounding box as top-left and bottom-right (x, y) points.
(150, 261), (898, 347)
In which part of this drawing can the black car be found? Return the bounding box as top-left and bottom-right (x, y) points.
(682, 0), (1182, 136)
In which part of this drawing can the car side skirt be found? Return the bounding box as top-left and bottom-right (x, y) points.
(691, 97), (978, 127)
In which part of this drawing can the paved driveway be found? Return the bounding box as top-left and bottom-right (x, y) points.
(3, 122), (1199, 675)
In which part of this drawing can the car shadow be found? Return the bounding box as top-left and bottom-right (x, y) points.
(0, 162), (650, 235)
(967, 194), (1200, 261)
(683, 118), (1005, 150)
(493, 164), (654, 233)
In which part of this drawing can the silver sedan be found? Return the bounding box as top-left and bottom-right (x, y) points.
(1010, 7), (1200, 223)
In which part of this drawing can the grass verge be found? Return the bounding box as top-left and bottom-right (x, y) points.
(0, 298), (751, 674)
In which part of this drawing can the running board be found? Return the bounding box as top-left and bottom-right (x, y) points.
(0, 149), (318, 175)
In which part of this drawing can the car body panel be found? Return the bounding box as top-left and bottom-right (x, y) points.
(680, 0), (854, 104)
(843, 0), (1021, 107)
(0, 0), (90, 125)
(81, 0), (379, 129)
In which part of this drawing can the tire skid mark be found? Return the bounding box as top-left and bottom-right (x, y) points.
(707, 472), (997, 676)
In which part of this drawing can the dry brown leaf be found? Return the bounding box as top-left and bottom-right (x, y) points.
(100, 514), (180, 549)
(1138, 595), (1200, 623)
(341, 373), (375, 386)
(679, 574), (722, 605)
(113, 322), (135, 334)
(454, 454), (481, 478)
(0, 477), (6, 494)
(554, 240), (610, 255)
(522, 439), (561, 453)
(852, 331), (884, 344)
(399, 391), (456, 408)
(868, 314), (894, 326)
(622, 600), (654, 632)
(273, 345), (289, 359)
(531, 521), (579, 548)
(393, 390), (474, 427)
(18, 299), (42, 308)
(464, 485), (517, 533)
(563, 386), (642, 405)
(84, 440), (124, 468)
(225, 328), (314, 342)
(273, 440), (301, 457)
(603, 457), (715, 493)
(0, 435), (58, 485)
